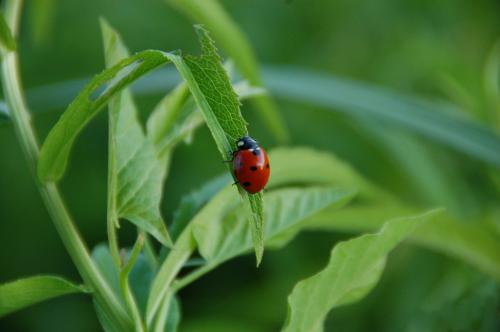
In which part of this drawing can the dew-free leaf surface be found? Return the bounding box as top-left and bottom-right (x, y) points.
(0, 275), (87, 317)
(282, 210), (442, 332)
(192, 186), (355, 267)
(101, 19), (172, 246)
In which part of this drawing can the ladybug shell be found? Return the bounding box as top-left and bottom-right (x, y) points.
(233, 147), (270, 194)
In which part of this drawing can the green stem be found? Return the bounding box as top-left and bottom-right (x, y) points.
(143, 233), (159, 270)
(171, 262), (214, 292)
(145, 227), (195, 325)
(120, 234), (146, 332)
(152, 290), (173, 332)
(1, 1), (131, 329)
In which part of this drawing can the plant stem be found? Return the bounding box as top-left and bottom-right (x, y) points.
(152, 290), (173, 332)
(171, 262), (214, 292)
(120, 234), (146, 332)
(1, 1), (131, 329)
(145, 226), (195, 326)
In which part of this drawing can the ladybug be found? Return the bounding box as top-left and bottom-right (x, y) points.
(232, 136), (270, 194)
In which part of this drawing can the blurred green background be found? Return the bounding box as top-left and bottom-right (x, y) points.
(1, 0), (499, 331)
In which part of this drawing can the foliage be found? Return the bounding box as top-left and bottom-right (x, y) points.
(0, 0), (499, 331)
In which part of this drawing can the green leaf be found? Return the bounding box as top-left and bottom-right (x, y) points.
(304, 204), (500, 282)
(38, 24), (264, 261)
(0, 275), (87, 317)
(164, 0), (289, 143)
(179, 25), (265, 265)
(91, 244), (122, 300)
(147, 83), (190, 150)
(267, 147), (388, 201)
(0, 9), (16, 55)
(184, 26), (248, 143)
(171, 173), (231, 240)
(147, 79), (265, 160)
(282, 210), (442, 332)
(192, 186), (355, 267)
(92, 243), (157, 324)
(37, 49), (170, 182)
(101, 19), (172, 246)
(129, 253), (157, 315)
(263, 67), (500, 168)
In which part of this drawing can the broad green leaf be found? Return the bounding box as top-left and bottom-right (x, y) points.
(37, 49), (170, 182)
(129, 254), (157, 315)
(92, 243), (157, 319)
(0, 9), (16, 55)
(146, 148), (357, 322)
(171, 173), (231, 240)
(184, 27), (247, 142)
(263, 67), (500, 168)
(282, 210), (442, 332)
(180, 26), (265, 265)
(268, 147), (389, 201)
(304, 205), (500, 282)
(192, 186), (355, 267)
(101, 19), (171, 246)
(147, 83), (190, 149)
(38, 24), (265, 261)
(148, 79), (266, 159)
(91, 244), (122, 300)
(0, 275), (87, 317)
(164, 0), (289, 143)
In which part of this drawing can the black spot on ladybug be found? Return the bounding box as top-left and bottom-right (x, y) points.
(250, 166), (258, 171)
(243, 182), (251, 187)
(252, 149), (261, 156)
(266, 163), (270, 169)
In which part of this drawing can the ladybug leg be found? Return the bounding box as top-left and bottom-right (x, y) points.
(223, 150), (237, 163)
(232, 180), (239, 186)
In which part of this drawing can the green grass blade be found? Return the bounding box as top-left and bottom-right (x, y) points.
(164, 0), (289, 143)
(282, 210), (442, 332)
(101, 19), (172, 247)
(263, 66), (500, 167)
(37, 49), (171, 182)
(0, 275), (87, 317)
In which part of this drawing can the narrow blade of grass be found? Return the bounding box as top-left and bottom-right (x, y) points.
(263, 66), (500, 168)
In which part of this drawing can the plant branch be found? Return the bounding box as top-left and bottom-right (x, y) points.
(145, 226), (195, 326)
(0, 1), (131, 329)
(120, 234), (146, 332)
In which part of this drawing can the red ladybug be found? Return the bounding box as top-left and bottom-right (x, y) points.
(232, 136), (270, 194)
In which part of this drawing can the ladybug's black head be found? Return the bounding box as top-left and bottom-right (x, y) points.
(236, 135), (259, 150)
